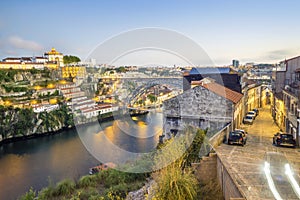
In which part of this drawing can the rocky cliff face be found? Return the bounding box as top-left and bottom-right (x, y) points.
(0, 105), (74, 143)
(126, 180), (155, 200)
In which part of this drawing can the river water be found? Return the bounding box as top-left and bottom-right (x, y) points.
(0, 112), (162, 200)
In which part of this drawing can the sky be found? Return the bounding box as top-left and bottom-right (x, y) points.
(0, 0), (300, 66)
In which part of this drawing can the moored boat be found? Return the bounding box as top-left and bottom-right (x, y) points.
(89, 162), (116, 175)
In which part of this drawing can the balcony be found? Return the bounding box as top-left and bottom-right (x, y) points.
(284, 82), (300, 98)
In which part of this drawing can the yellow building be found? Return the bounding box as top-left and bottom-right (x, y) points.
(0, 62), (45, 70)
(45, 61), (59, 70)
(274, 92), (285, 131)
(61, 66), (86, 78)
(44, 48), (64, 67)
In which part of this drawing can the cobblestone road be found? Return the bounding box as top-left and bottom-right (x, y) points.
(216, 105), (300, 200)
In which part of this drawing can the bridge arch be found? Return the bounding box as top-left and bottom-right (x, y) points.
(124, 78), (183, 106)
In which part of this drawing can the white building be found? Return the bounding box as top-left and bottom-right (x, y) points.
(32, 56), (48, 63)
(80, 104), (119, 119)
(33, 104), (59, 113)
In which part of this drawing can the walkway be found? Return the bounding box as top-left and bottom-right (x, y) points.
(216, 106), (300, 200)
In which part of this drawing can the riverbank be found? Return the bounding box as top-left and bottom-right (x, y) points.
(0, 126), (75, 145)
(0, 111), (149, 146)
(18, 126), (223, 200)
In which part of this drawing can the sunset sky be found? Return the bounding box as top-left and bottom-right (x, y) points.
(0, 0), (299, 66)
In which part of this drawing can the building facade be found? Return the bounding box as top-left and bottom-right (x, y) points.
(163, 78), (243, 137)
(272, 56), (300, 145)
(61, 66), (87, 78)
(232, 60), (240, 68)
(0, 48), (63, 70)
(44, 48), (64, 67)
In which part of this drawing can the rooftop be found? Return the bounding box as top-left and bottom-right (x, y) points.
(283, 55), (300, 62)
(45, 47), (63, 55)
(200, 82), (243, 104)
(189, 67), (231, 75)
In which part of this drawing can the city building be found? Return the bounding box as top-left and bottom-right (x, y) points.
(183, 67), (242, 93)
(0, 62), (45, 70)
(232, 60), (239, 68)
(242, 79), (262, 115)
(163, 78), (243, 137)
(32, 104), (59, 113)
(61, 66), (87, 78)
(0, 48), (63, 70)
(272, 55), (300, 145)
(44, 48), (64, 67)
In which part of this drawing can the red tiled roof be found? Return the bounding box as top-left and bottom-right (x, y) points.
(96, 105), (112, 109)
(201, 82), (243, 104)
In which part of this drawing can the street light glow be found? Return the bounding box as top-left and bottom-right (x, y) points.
(285, 163), (300, 199)
(264, 162), (283, 200)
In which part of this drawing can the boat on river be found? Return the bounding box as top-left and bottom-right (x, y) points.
(89, 162), (116, 175)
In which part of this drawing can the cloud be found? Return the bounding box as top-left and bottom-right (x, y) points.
(8, 36), (43, 51)
(264, 49), (296, 61)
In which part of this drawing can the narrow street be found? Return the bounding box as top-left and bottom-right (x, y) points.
(216, 105), (300, 200)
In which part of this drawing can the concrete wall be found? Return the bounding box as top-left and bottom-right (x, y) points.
(192, 153), (217, 183)
(209, 124), (231, 148)
(190, 122), (247, 200)
(193, 123), (246, 200)
(217, 156), (245, 200)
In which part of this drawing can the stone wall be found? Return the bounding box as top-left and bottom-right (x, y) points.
(192, 153), (217, 183)
(163, 86), (233, 134)
(217, 156), (245, 200)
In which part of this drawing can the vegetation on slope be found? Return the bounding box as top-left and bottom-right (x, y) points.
(19, 126), (223, 200)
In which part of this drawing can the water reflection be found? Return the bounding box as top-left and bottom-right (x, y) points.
(0, 112), (162, 200)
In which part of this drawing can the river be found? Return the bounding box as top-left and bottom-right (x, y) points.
(0, 112), (162, 200)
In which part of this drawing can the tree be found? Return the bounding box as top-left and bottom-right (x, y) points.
(63, 55), (81, 65)
(116, 66), (126, 73)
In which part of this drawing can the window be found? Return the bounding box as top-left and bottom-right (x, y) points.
(296, 72), (300, 81)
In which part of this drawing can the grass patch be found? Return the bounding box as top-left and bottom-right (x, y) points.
(78, 175), (97, 188)
(19, 188), (36, 200)
(21, 170), (147, 200)
(197, 180), (223, 200)
(53, 179), (76, 196)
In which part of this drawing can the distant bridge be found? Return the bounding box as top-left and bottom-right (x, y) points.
(123, 77), (183, 106)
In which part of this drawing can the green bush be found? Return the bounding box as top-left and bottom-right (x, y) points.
(19, 187), (36, 200)
(53, 179), (76, 196)
(104, 184), (129, 199)
(78, 188), (99, 200)
(78, 175), (97, 188)
(37, 186), (55, 200)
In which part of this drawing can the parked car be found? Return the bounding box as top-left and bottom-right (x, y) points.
(234, 129), (248, 136)
(252, 108), (259, 116)
(228, 131), (247, 146)
(243, 115), (254, 125)
(247, 111), (256, 119)
(273, 132), (296, 147)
